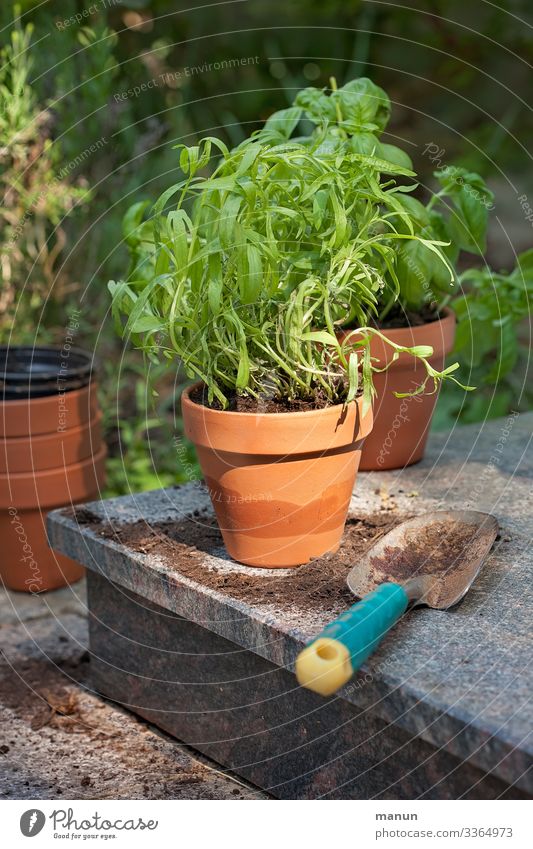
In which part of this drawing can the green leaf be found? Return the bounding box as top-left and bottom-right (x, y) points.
(300, 330), (338, 346)
(130, 315), (163, 333)
(239, 244), (262, 305)
(346, 352), (359, 402)
(179, 146), (190, 174)
(122, 201), (150, 246)
(347, 152), (415, 177)
(235, 142), (260, 175)
(362, 344), (374, 416)
(295, 87), (336, 124)
(433, 168), (493, 253)
(208, 252), (222, 314)
(312, 189), (329, 228)
(167, 210), (190, 273)
(236, 341), (250, 389)
(262, 106), (302, 139)
(348, 132), (379, 157)
(448, 189), (488, 253)
(515, 248), (533, 278)
(395, 240), (432, 310)
(219, 193), (242, 249)
(376, 142), (413, 171)
(393, 194), (432, 230)
(155, 244), (171, 276)
(485, 321), (519, 382)
(335, 77), (391, 133)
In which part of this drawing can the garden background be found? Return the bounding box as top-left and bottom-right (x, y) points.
(1, 0), (531, 496)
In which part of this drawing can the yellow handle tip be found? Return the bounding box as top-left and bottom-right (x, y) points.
(295, 638), (354, 697)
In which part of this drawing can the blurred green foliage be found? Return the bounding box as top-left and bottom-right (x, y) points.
(435, 251), (533, 428)
(1, 0), (531, 492)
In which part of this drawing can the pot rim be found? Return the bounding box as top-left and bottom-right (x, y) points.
(182, 382), (373, 455)
(0, 344), (94, 381)
(341, 306), (455, 336)
(1, 379), (97, 410)
(338, 307), (456, 365)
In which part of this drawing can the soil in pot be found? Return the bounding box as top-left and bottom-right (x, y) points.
(339, 308), (456, 471)
(181, 383), (373, 568)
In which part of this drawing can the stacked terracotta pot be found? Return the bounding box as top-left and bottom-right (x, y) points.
(0, 347), (106, 592)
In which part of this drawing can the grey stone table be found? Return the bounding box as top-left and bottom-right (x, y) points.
(48, 413), (533, 800)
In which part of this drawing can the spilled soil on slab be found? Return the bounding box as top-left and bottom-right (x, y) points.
(68, 507), (406, 613)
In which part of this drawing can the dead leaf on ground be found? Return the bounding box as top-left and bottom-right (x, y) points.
(40, 688), (79, 716)
(30, 688), (80, 731)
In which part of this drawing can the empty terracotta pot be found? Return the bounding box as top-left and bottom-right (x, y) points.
(0, 381), (99, 438)
(0, 412), (102, 473)
(182, 384), (373, 568)
(1, 346), (105, 592)
(338, 309), (455, 470)
(0, 447), (107, 592)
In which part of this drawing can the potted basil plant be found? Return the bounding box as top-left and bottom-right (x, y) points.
(361, 162), (494, 470)
(109, 101), (465, 568)
(281, 76), (488, 469)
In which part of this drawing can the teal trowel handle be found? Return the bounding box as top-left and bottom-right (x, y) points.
(295, 583), (409, 697)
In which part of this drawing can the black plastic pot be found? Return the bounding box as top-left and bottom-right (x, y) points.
(0, 346), (94, 400)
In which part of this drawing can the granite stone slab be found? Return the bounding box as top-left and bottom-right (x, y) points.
(85, 570), (521, 799)
(47, 414), (533, 795)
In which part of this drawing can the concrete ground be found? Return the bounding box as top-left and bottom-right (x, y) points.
(0, 579), (266, 800)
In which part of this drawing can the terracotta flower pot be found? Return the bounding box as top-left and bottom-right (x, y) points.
(182, 384), (373, 568)
(0, 447), (107, 592)
(0, 381), (99, 438)
(338, 309), (455, 471)
(1, 347), (106, 592)
(0, 412), (102, 473)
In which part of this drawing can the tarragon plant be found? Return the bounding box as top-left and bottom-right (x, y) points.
(110, 78), (468, 410)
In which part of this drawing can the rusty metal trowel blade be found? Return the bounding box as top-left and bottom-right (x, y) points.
(347, 510), (499, 609)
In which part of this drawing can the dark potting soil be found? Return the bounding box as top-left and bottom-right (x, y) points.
(68, 507), (404, 613)
(188, 381), (353, 413)
(367, 519), (494, 607)
(376, 304), (442, 330)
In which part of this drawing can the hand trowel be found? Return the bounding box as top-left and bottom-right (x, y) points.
(296, 510), (498, 697)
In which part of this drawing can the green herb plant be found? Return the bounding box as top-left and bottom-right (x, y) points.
(285, 78), (496, 318)
(110, 79), (470, 410)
